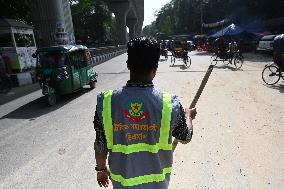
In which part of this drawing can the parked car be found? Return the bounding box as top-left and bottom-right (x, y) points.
(257, 35), (276, 52)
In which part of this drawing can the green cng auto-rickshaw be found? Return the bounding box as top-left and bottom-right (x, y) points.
(34, 45), (97, 105)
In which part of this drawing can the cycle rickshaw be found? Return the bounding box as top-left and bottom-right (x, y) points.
(210, 39), (244, 70)
(170, 41), (191, 67)
(159, 40), (168, 61)
(210, 49), (244, 69)
(262, 34), (284, 85)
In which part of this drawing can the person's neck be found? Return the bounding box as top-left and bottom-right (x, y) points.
(129, 74), (152, 84)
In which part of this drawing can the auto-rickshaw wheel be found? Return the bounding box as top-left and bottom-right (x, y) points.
(47, 94), (57, 106)
(90, 80), (96, 89)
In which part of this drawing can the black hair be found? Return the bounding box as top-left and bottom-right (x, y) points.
(127, 37), (160, 74)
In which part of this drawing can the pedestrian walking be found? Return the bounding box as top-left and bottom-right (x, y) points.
(94, 37), (197, 189)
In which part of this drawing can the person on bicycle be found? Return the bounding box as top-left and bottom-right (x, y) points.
(181, 41), (189, 59)
(160, 40), (168, 59)
(273, 34), (284, 71)
(214, 37), (227, 57)
(166, 40), (171, 50)
(228, 39), (238, 53)
(228, 39), (238, 63)
(160, 40), (166, 50)
(170, 40), (174, 51)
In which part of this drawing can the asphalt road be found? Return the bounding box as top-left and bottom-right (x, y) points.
(0, 52), (283, 189)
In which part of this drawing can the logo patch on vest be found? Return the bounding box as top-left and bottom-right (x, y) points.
(123, 101), (149, 122)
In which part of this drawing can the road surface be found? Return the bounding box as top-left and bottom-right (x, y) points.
(0, 52), (283, 189)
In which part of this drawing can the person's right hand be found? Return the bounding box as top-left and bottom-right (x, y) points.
(185, 108), (197, 120)
(97, 170), (110, 188)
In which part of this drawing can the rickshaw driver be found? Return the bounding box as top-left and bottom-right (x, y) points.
(160, 40), (166, 50)
(166, 40), (171, 50)
(214, 37), (227, 57)
(160, 40), (168, 59)
(273, 34), (284, 71)
(172, 40), (188, 60)
(181, 41), (188, 52)
(228, 39), (238, 63)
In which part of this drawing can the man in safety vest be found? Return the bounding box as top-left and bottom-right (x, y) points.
(94, 37), (197, 189)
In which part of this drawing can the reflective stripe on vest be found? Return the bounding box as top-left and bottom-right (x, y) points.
(102, 90), (173, 154)
(110, 167), (172, 187)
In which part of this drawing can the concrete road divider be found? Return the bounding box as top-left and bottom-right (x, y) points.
(90, 45), (127, 65)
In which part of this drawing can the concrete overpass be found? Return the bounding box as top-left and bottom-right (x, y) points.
(109, 0), (144, 44)
(31, 0), (144, 47)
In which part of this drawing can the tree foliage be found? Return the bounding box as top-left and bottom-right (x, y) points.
(143, 0), (284, 36)
(70, 0), (115, 44)
(0, 0), (32, 24)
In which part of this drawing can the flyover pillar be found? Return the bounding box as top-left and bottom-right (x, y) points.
(126, 18), (137, 39)
(135, 20), (143, 37)
(31, 0), (74, 47)
(110, 1), (130, 44)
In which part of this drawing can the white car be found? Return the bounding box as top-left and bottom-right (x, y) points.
(257, 35), (276, 52)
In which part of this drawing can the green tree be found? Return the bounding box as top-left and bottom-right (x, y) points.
(144, 0), (284, 37)
(0, 0), (32, 24)
(71, 0), (115, 45)
(142, 22), (158, 36)
(154, 2), (175, 35)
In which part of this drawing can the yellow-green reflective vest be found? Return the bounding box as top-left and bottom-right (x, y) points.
(102, 90), (173, 187)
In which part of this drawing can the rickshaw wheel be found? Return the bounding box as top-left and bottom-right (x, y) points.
(210, 54), (218, 66)
(90, 80), (96, 89)
(224, 59), (231, 65)
(262, 64), (281, 85)
(183, 56), (190, 67)
(234, 55), (244, 70)
(187, 57), (192, 68)
(47, 94), (57, 106)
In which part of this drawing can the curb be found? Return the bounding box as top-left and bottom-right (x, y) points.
(92, 49), (127, 66)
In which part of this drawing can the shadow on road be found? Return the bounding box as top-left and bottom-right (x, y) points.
(1, 88), (92, 120)
(264, 83), (284, 93)
(213, 64), (240, 71)
(243, 53), (272, 63)
(169, 64), (189, 70)
(0, 83), (41, 106)
(159, 58), (168, 62)
(192, 51), (212, 56)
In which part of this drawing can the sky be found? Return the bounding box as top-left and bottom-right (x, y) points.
(143, 0), (172, 28)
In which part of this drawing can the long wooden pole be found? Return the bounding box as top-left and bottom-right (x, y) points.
(172, 65), (214, 151)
